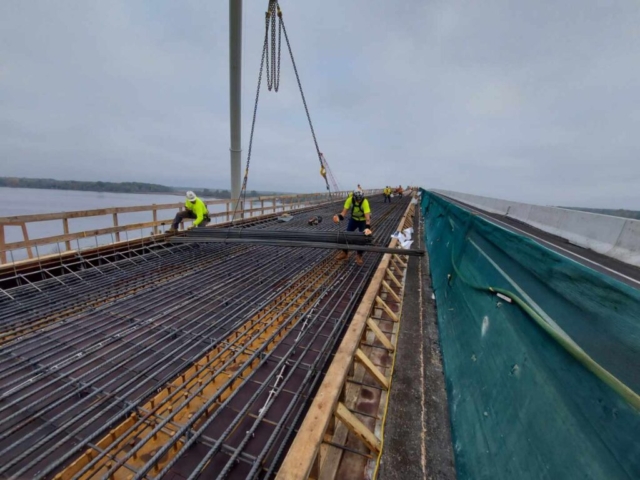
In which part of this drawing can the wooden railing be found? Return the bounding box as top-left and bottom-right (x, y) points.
(0, 190), (381, 265)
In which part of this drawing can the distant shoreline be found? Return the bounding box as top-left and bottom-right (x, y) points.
(0, 177), (177, 195)
(0, 177), (233, 198)
(0, 177), (289, 198)
(0, 186), (185, 196)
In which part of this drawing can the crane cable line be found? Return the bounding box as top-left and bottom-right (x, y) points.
(231, 0), (334, 225)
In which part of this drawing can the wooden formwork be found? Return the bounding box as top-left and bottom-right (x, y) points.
(277, 199), (416, 480)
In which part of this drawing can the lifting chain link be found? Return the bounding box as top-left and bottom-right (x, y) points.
(265, 0), (282, 92)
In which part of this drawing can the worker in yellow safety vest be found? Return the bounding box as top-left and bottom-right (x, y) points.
(168, 191), (210, 233)
(333, 189), (372, 266)
(383, 186), (392, 203)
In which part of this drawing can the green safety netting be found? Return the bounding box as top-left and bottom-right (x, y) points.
(420, 189), (640, 480)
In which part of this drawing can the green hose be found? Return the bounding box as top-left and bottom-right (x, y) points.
(446, 213), (640, 411)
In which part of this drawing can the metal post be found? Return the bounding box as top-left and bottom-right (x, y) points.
(229, 0), (243, 218)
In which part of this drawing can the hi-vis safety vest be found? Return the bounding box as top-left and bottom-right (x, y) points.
(344, 197), (370, 222)
(185, 198), (209, 226)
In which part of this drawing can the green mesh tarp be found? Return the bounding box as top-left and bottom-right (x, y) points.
(420, 189), (640, 480)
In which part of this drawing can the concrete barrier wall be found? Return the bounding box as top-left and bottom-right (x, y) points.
(611, 220), (640, 266)
(431, 189), (640, 268)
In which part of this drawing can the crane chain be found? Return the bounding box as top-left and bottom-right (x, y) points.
(265, 0), (282, 92)
(232, 0), (332, 225)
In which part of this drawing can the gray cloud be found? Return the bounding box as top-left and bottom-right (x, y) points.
(1, 1), (639, 207)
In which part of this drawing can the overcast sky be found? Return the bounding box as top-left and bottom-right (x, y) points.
(1, 1), (639, 208)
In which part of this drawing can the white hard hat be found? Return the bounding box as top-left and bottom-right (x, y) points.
(186, 191), (197, 201)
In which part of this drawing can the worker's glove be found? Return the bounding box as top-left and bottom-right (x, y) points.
(364, 224), (372, 236)
(333, 214), (344, 224)
(187, 225), (195, 231)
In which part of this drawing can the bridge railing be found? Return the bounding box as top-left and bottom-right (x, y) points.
(0, 189), (381, 265)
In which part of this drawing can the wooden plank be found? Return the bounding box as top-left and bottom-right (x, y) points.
(152, 207), (158, 235)
(381, 279), (401, 303)
(386, 268), (402, 289)
(62, 218), (72, 251)
(276, 201), (412, 480)
(376, 296), (399, 322)
(0, 192), (328, 225)
(309, 452), (321, 480)
(319, 365), (366, 480)
(354, 349), (389, 390)
(0, 226), (6, 263)
(20, 223), (33, 259)
(1, 209), (241, 252)
(58, 416), (137, 478)
(275, 257), (388, 479)
(393, 254), (407, 267)
(112, 213), (120, 242)
(2, 220), (160, 251)
(0, 203), (180, 224)
(366, 318), (394, 352)
(319, 338), (375, 480)
(0, 193), (341, 262)
(0, 233), (151, 270)
(334, 403), (381, 453)
(0, 197), (288, 267)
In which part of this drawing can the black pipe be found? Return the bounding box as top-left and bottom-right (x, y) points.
(169, 236), (424, 256)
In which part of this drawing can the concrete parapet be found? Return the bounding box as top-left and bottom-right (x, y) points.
(432, 189), (640, 268)
(611, 219), (640, 266)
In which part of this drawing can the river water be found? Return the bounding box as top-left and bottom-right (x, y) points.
(0, 187), (237, 261)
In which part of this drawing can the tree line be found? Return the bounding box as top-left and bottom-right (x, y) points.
(0, 177), (276, 199)
(195, 189), (260, 199)
(0, 177), (174, 194)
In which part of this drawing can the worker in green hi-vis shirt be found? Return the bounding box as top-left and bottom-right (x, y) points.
(168, 191), (210, 233)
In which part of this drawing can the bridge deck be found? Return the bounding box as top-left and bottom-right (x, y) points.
(0, 195), (412, 479)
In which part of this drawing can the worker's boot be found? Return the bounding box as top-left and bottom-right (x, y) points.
(166, 228), (178, 235)
(355, 254), (364, 266)
(336, 251), (349, 261)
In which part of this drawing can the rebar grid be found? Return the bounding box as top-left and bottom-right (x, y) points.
(0, 195), (412, 479)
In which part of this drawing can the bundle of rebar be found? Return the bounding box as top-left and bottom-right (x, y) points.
(170, 235), (424, 256)
(182, 228), (374, 245)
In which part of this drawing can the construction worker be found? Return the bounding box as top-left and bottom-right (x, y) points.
(168, 191), (210, 233)
(396, 185), (404, 198)
(383, 186), (392, 203)
(333, 189), (372, 266)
